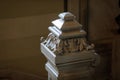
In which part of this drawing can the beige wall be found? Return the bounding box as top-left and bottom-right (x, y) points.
(0, 0), (63, 77)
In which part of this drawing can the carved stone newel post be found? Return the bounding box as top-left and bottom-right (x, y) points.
(40, 12), (100, 80)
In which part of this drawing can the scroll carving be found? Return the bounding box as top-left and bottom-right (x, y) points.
(41, 33), (94, 55)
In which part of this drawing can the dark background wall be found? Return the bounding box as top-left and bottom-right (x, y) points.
(89, 0), (119, 42)
(88, 0), (119, 79)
